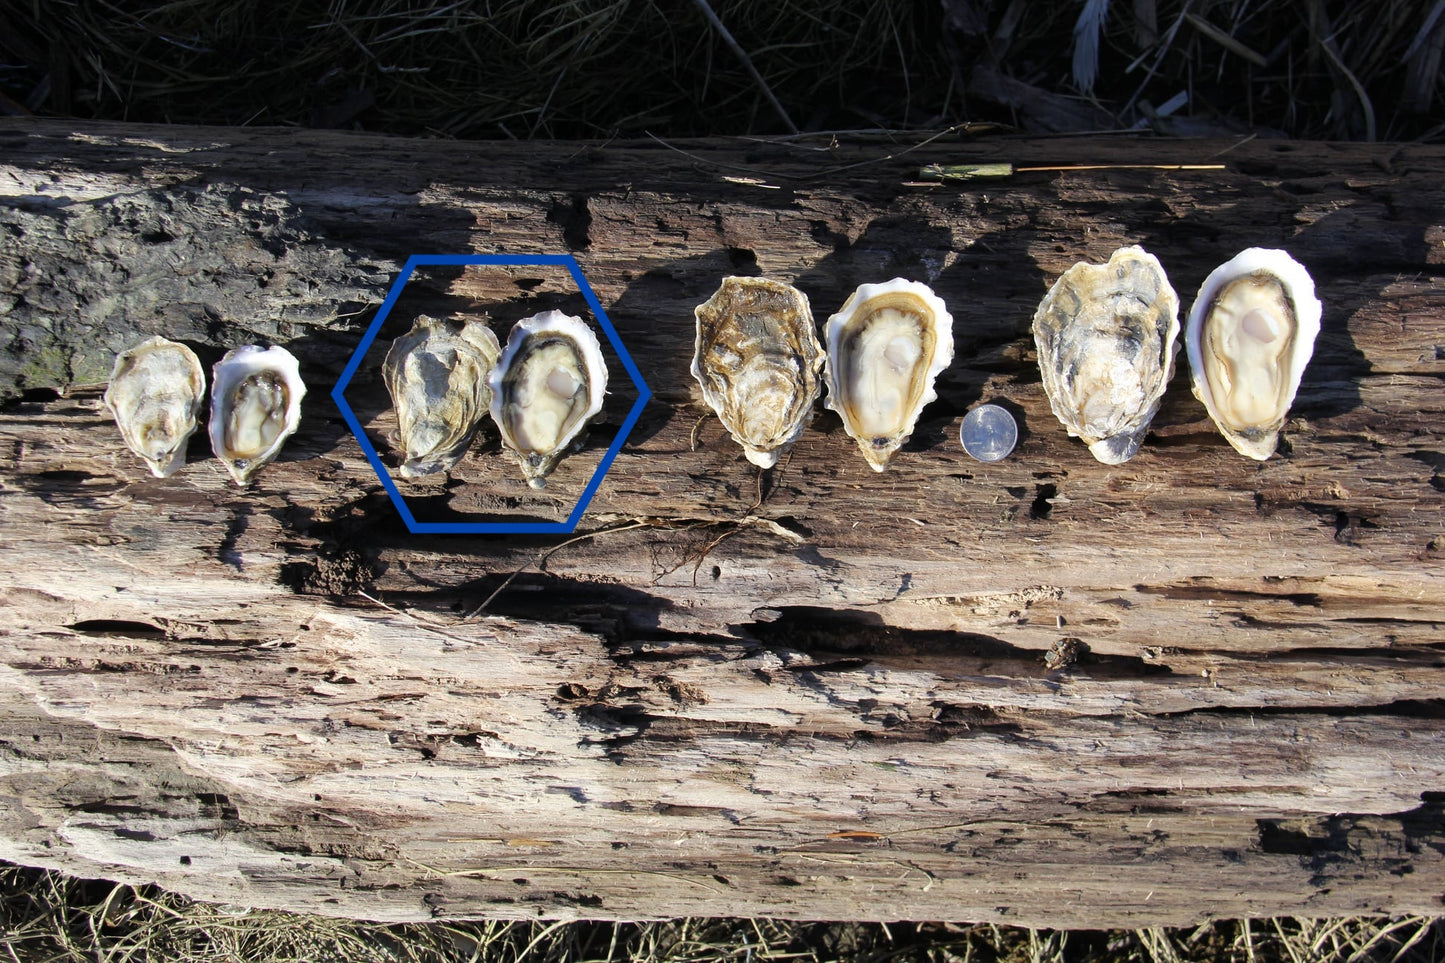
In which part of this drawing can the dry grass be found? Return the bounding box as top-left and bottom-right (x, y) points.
(1, 863), (1442, 963)
(0, 0), (1440, 140)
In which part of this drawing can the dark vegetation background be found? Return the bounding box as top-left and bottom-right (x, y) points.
(2, 0), (1444, 959)
(1, 0), (1442, 140)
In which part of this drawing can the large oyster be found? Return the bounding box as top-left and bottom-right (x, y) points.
(823, 278), (954, 471)
(103, 336), (205, 478)
(1185, 248), (1321, 460)
(208, 344), (305, 486)
(692, 276), (825, 468)
(1032, 246), (1180, 464)
(383, 314), (501, 478)
(488, 310), (608, 489)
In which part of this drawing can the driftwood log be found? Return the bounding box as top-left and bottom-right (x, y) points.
(1, 119), (1443, 927)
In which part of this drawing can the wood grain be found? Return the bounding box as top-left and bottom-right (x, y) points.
(0, 119), (1442, 926)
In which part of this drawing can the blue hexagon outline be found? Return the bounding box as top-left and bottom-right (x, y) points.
(331, 253), (652, 535)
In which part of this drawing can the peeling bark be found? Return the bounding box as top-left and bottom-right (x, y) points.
(1, 120), (1443, 926)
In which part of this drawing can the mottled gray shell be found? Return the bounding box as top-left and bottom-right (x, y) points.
(104, 336), (206, 478)
(692, 276), (825, 469)
(383, 315), (501, 478)
(1032, 246), (1180, 465)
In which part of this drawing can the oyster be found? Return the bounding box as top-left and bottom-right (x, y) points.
(1032, 246), (1180, 464)
(383, 315), (501, 478)
(692, 276), (825, 468)
(208, 344), (305, 486)
(103, 336), (205, 478)
(488, 310), (608, 489)
(823, 278), (954, 471)
(1185, 248), (1321, 460)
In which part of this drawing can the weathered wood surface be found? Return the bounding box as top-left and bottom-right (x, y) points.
(1, 119), (1443, 927)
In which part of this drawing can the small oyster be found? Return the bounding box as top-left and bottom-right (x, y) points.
(1032, 246), (1180, 464)
(103, 336), (205, 478)
(692, 276), (825, 468)
(383, 315), (501, 478)
(1185, 248), (1322, 460)
(208, 345), (305, 486)
(823, 278), (954, 471)
(488, 310), (608, 489)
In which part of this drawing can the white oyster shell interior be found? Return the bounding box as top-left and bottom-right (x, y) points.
(692, 276), (825, 469)
(383, 315), (501, 478)
(103, 336), (205, 478)
(208, 344), (306, 486)
(1185, 248), (1321, 460)
(824, 279), (954, 471)
(1032, 245), (1180, 465)
(488, 310), (608, 489)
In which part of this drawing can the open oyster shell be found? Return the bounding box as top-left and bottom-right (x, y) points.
(208, 344), (305, 486)
(692, 276), (825, 469)
(823, 278), (954, 471)
(383, 314), (501, 478)
(103, 336), (206, 478)
(1033, 246), (1180, 465)
(1185, 248), (1321, 460)
(488, 310), (608, 489)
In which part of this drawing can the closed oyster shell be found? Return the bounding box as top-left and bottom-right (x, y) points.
(383, 314), (501, 478)
(1032, 246), (1180, 464)
(692, 276), (825, 468)
(103, 336), (205, 478)
(823, 278), (954, 471)
(208, 344), (305, 486)
(488, 310), (608, 489)
(1185, 248), (1321, 460)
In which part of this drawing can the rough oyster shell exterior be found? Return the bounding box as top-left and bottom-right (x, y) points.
(1032, 246), (1180, 464)
(488, 310), (608, 489)
(208, 344), (305, 486)
(823, 278), (954, 471)
(1185, 248), (1321, 460)
(383, 315), (501, 478)
(103, 336), (205, 478)
(692, 276), (825, 469)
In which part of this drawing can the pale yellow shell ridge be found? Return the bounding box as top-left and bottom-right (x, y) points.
(823, 278), (954, 471)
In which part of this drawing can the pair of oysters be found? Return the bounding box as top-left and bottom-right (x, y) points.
(692, 277), (954, 472)
(106, 338), (305, 486)
(383, 311), (608, 488)
(1033, 246), (1322, 463)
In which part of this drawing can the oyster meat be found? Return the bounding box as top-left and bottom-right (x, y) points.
(1032, 245), (1180, 464)
(103, 336), (205, 478)
(692, 276), (825, 468)
(488, 310), (608, 488)
(208, 344), (306, 486)
(383, 314), (501, 478)
(823, 278), (954, 471)
(1185, 248), (1321, 460)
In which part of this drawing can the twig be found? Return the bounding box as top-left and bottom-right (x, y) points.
(1317, 31), (1377, 141)
(458, 519), (654, 620)
(917, 162), (1224, 182)
(689, 0), (799, 135)
(356, 591), (484, 647)
(1185, 12), (1268, 66)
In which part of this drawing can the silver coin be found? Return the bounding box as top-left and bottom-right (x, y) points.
(960, 403), (1018, 462)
